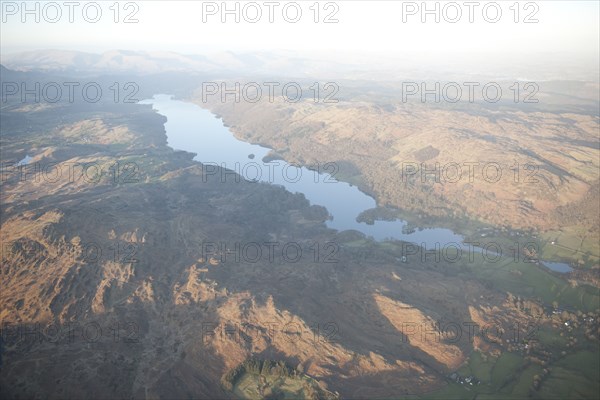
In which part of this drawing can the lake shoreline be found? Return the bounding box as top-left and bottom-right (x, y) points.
(141, 94), (574, 274)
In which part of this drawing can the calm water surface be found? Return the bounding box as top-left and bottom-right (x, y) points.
(140, 95), (573, 273)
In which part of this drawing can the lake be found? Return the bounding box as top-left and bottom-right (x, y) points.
(140, 94), (573, 273)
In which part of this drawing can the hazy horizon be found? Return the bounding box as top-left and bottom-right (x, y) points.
(2, 1), (599, 81)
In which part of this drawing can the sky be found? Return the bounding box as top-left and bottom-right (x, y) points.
(1, 0), (598, 58)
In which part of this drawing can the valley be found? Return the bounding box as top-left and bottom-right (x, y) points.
(0, 50), (599, 399)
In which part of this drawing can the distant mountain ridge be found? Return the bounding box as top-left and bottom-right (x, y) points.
(0, 49), (356, 78)
(2, 49), (224, 74)
(3, 49), (599, 82)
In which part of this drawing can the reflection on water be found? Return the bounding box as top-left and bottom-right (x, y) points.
(18, 155), (32, 165)
(140, 94), (573, 273)
(542, 262), (574, 273)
